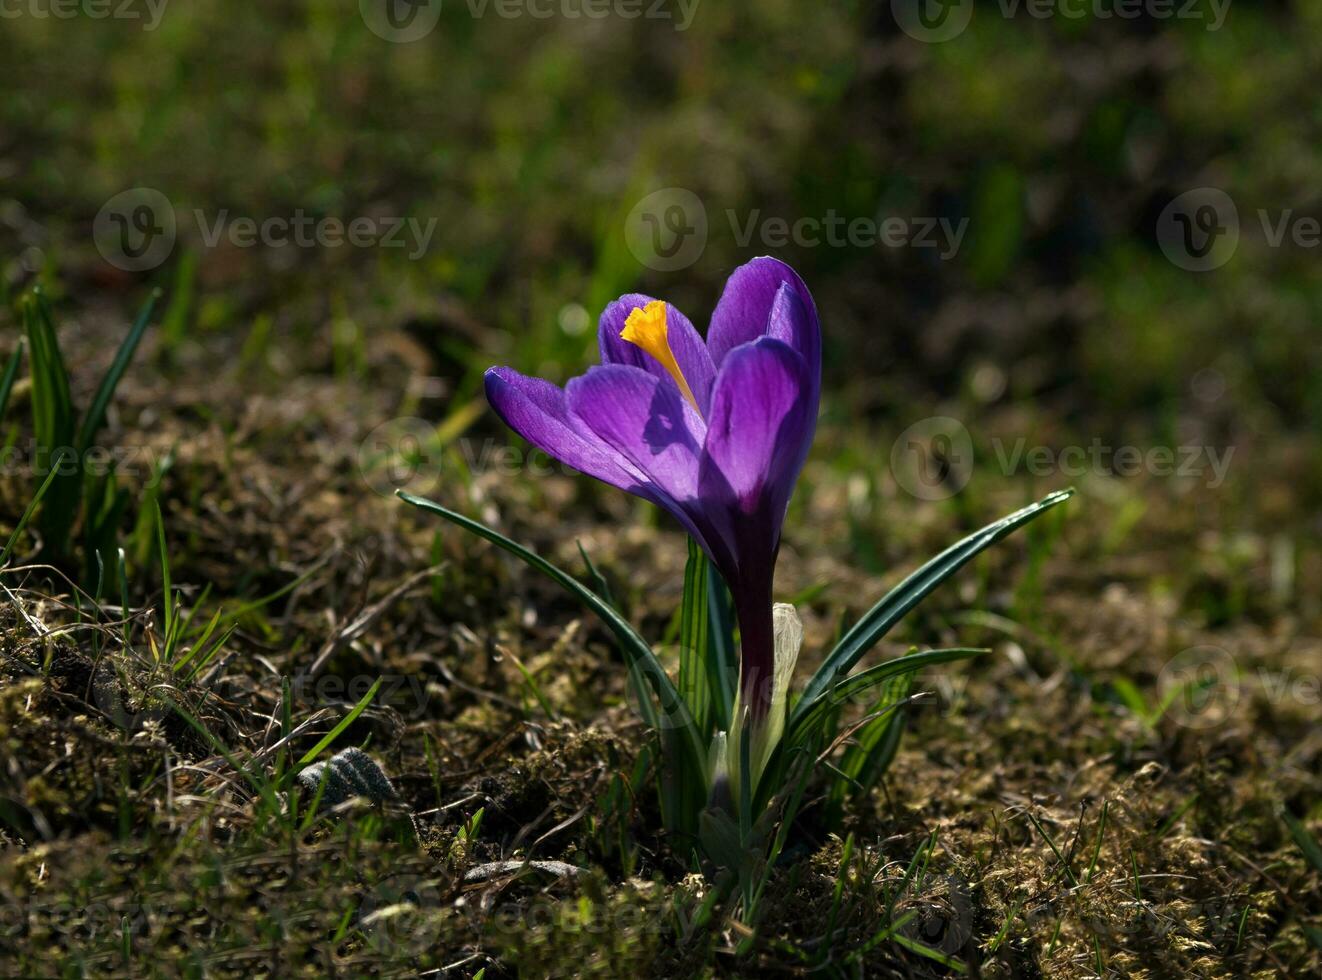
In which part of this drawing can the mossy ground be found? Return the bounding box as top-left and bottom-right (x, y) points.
(1, 319), (1317, 976)
(2, 3), (1321, 977)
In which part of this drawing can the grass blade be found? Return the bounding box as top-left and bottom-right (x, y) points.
(167, 698), (279, 811)
(398, 491), (704, 769)
(24, 291), (74, 448)
(295, 676), (383, 770)
(24, 291), (79, 557)
(155, 500), (176, 656)
(76, 288), (159, 453)
(795, 489), (1073, 720)
(1282, 809), (1322, 875)
(891, 932), (968, 973)
(0, 338), (22, 420)
(0, 464), (62, 567)
(579, 540), (658, 730)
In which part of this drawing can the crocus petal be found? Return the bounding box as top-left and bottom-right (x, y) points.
(765, 281), (820, 399)
(484, 367), (653, 495)
(565, 364), (732, 565)
(567, 363), (705, 500)
(697, 336), (814, 706)
(487, 365), (724, 560)
(706, 257), (821, 377)
(699, 337), (814, 531)
(598, 294), (716, 415)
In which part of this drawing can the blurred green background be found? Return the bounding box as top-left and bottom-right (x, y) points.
(1, 0), (1318, 526)
(2, 6), (1321, 973)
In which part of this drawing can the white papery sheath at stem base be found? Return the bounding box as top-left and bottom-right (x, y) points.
(716, 602), (803, 808)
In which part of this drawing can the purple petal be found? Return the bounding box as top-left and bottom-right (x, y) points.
(598, 294), (716, 414)
(696, 338), (814, 674)
(765, 281), (820, 393)
(566, 364), (706, 504)
(699, 337), (814, 531)
(484, 366), (652, 495)
(706, 257), (821, 376)
(566, 364), (732, 563)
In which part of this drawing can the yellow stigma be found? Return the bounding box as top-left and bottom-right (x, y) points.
(620, 301), (701, 414)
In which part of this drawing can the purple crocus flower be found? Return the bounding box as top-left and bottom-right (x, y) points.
(484, 256), (820, 723)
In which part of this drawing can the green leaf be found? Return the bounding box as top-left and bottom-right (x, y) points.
(580, 540), (658, 731)
(24, 292), (79, 557)
(0, 338), (23, 421)
(82, 468), (130, 592)
(795, 489), (1073, 722)
(295, 676), (383, 770)
(1110, 676), (1155, 728)
(891, 931), (968, 973)
(0, 463), (62, 567)
(707, 560), (737, 731)
(789, 647), (986, 744)
(398, 491), (704, 771)
(167, 698), (275, 806)
(156, 499), (177, 659)
(1282, 809), (1322, 875)
(76, 288), (159, 454)
(1303, 924), (1322, 952)
(161, 251), (196, 350)
(678, 539), (711, 735)
(838, 671), (916, 792)
(24, 291), (74, 450)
